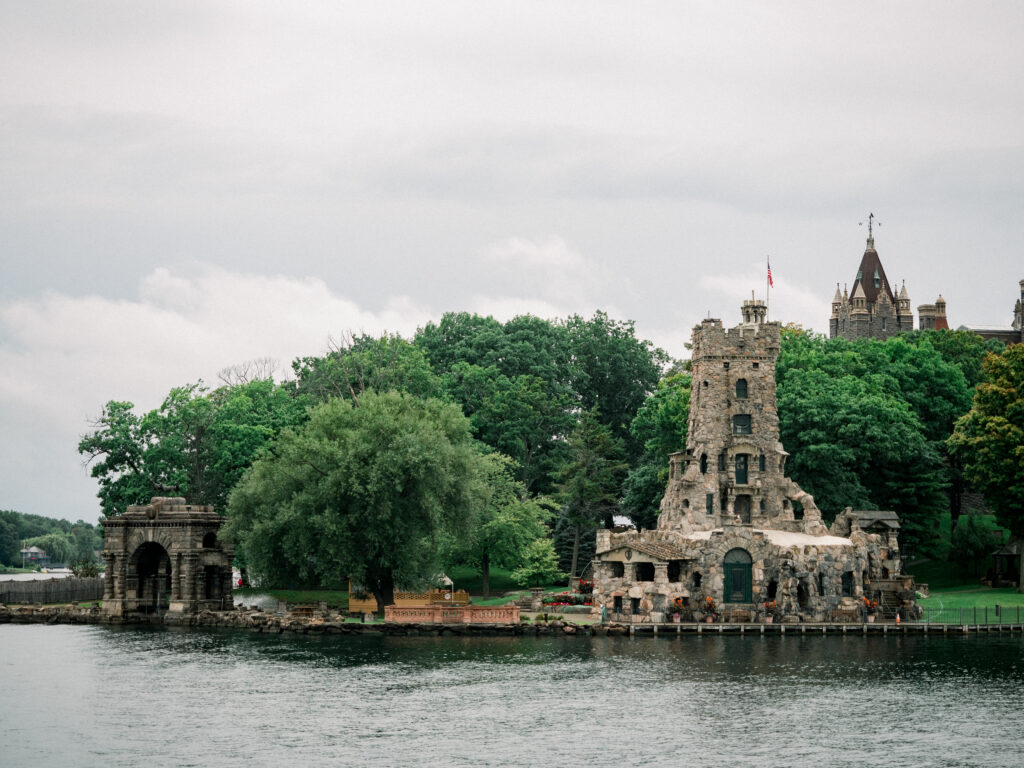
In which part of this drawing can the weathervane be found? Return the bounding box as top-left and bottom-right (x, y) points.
(859, 212), (881, 237)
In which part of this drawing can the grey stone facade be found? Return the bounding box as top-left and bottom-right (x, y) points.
(102, 497), (234, 617)
(829, 234), (917, 340)
(593, 301), (913, 623)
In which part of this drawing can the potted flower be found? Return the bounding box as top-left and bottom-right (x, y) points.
(862, 596), (879, 622)
(763, 599), (779, 623)
(701, 595), (718, 623)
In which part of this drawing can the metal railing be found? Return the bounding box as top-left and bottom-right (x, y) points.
(916, 605), (1024, 626)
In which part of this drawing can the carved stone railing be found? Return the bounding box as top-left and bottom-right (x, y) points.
(384, 605), (520, 624)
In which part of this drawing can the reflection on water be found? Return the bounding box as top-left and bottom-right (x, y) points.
(2, 625), (1022, 767)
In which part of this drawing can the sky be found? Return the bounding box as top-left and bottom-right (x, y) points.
(2, 1), (1022, 524)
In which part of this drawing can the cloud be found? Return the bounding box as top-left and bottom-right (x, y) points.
(0, 266), (435, 522)
(699, 263), (831, 335)
(476, 235), (627, 316)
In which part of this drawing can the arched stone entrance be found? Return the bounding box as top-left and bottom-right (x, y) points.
(723, 548), (752, 603)
(130, 541), (172, 612)
(103, 497), (233, 617)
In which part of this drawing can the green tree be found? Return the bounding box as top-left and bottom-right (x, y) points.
(949, 344), (1024, 589)
(445, 453), (554, 597)
(902, 329), (1005, 390)
(443, 363), (573, 493)
(949, 515), (1002, 576)
(555, 410), (628, 578)
(79, 379), (306, 517)
(225, 391), (488, 614)
(25, 531), (76, 565)
(565, 311), (668, 459)
(511, 538), (565, 588)
(622, 372), (691, 529)
(292, 332), (443, 404)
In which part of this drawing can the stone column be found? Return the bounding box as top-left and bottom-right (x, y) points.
(182, 553), (198, 606)
(103, 553), (115, 600)
(114, 554), (126, 599)
(171, 553), (182, 601)
(654, 564), (669, 584)
(624, 563), (637, 582)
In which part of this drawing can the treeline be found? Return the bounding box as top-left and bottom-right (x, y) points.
(78, 314), (1013, 596)
(0, 510), (103, 567)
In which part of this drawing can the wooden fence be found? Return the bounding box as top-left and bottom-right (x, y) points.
(0, 578), (104, 605)
(384, 605), (520, 624)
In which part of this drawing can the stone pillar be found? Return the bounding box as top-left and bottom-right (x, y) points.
(624, 563), (637, 582)
(103, 554), (115, 600)
(114, 554), (127, 600)
(654, 564), (669, 584)
(182, 553), (198, 606)
(171, 553), (182, 601)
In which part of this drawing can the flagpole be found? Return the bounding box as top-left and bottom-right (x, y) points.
(766, 256), (770, 322)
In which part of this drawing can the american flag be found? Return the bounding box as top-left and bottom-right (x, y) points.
(767, 259), (774, 287)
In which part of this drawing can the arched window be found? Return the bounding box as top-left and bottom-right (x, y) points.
(202, 532), (217, 549)
(723, 549), (752, 603)
(732, 414), (752, 434)
(735, 378), (748, 399)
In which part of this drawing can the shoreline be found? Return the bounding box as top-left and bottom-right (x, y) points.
(3, 603), (1024, 637)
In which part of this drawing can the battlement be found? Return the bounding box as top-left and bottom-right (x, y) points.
(117, 496), (217, 520)
(692, 319), (781, 362)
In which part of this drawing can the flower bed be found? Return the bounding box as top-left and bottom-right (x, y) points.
(542, 591), (593, 607)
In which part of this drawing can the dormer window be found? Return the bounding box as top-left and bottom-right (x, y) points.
(735, 379), (748, 399)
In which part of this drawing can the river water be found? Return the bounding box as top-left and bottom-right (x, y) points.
(2, 625), (1021, 767)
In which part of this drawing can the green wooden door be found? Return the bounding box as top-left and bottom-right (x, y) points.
(723, 548), (753, 603)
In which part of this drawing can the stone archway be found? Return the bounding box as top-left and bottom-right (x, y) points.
(130, 541), (172, 612)
(103, 497), (233, 617)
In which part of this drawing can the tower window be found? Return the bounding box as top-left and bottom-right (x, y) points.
(732, 414), (752, 434)
(759, 454), (766, 472)
(723, 362), (730, 370)
(735, 379), (748, 399)
(700, 454), (708, 474)
(705, 493), (714, 515)
(881, 317), (887, 331)
(717, 453), (726, 471)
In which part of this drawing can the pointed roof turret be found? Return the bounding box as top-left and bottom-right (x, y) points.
(850, 235), (895, 306)
(898, 281), (909, 301)
(833, 283), (843, 303)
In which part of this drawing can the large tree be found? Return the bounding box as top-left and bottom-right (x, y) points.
(444, 452), (554, 597)
(555, 409), (628, 578)
(225, 391), (488, 613)
(291, 332), (443, 404)
(79, 379), (306, 517)
(949, 344), (1024, 589)
(565, 311), (668, 460)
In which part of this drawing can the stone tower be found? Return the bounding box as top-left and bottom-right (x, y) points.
(829, 231), (918, 340)
(592, 300), (912, 624)
(658, 298), (826, 535)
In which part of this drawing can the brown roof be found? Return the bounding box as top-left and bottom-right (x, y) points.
(597, 538), (691, 561)
(851, 239), (895, 306)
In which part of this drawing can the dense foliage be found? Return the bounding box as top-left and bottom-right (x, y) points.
(949, 344), (1024, 586)
(0, 509), (102, 567)
(77, 310), (1006, 595)
(224, 392), (488, 613)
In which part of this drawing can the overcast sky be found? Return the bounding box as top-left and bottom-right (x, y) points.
(2, 1), (1022, 524)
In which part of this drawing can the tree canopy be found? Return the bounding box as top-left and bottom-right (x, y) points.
(949, 344), (1024, 539)
(225, 391), (488, 612)
(78, 379), (307, 517)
